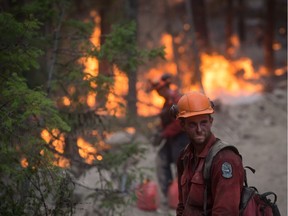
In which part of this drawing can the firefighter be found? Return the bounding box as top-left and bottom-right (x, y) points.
(172, 91), (244, 215)
(149, 73), (189, 203)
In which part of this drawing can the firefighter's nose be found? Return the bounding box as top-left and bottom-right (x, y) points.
(196, 124), (202, 132)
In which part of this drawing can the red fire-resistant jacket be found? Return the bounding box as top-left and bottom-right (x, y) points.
(160, 90), (182, 138)
(176, 134), (244, 216)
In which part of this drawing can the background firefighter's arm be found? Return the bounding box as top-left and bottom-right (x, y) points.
(151, 119), (182, 146)
(161, 119), (182, 138)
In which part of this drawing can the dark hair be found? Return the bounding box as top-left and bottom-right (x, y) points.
(161, 73), (172, 82)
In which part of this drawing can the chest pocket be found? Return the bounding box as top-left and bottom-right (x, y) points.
(188, 172), (205, 207)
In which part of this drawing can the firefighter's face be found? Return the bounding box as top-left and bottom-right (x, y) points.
(181, 114), (213, 145)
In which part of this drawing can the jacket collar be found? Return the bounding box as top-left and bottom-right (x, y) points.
(181, 133), (216, 160)
(198, 134), (216, 158)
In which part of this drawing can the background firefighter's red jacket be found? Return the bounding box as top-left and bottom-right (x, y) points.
(159, 89), (183, 138)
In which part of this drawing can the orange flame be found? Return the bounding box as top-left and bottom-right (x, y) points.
(62, 96), (71, 106)
(40, 128), (110, 167)
(273, 42), (282, 51)
(21, 158), (29, 168)
(77, 137), (97, 164)
(78, 10), (101, 109)
(196, 35), (270, 103)
(275, 67), (287, 76)
(200, 53), (263, 100)
(78, 12), (274, 115)
(40, 129), (70, 168)
(96, 155), (103, 161)
(161, 33), (174, 60)
(105, 67), (128, 117)
(137, 33), (178, 116)
(87, 92), (96, 108)
(227, 34), (240, 56)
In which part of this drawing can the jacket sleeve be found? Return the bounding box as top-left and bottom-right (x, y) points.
(161, 119), (183, 138)
(210, 149), (244, 216)
(161, 92), (183, 138)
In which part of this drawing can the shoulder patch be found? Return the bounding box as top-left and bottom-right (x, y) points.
(221, 162), (233, 178)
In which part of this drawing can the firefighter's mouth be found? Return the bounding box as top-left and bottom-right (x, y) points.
(194, 135), (205, 140)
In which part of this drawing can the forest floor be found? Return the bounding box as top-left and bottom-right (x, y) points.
(73, 84), (287, 216)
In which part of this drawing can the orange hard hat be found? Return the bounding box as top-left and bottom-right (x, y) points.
(150, 73), (172, 91)
(176, 91), (214, 119)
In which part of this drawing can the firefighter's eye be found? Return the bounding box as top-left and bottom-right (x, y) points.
(200, 120), (208, 127)
(188, 123), (197, 129)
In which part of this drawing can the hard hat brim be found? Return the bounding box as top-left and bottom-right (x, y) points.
(176, 107), (214, 119)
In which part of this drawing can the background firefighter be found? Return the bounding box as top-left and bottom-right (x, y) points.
(149, 73), (189, 203)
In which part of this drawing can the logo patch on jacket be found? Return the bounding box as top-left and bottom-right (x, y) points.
(221, 162), (232, 178)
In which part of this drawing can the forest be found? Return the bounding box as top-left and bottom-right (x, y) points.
(0, 0), (287, 216)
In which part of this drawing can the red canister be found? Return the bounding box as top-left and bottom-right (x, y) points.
(136, 179), (159, 211)
(168, 178), (178, 209)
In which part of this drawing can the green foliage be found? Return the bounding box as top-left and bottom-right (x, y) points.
(0, 13), (43, 75)
(102, 142), (146, 168)
(0, 1), (164, 215)
(0, 163), (75, 216)
(93, 21), (166, 73)
(0, 4), (73, 216)
(65, 19), (94, 37)
(1, 74), (70, 134)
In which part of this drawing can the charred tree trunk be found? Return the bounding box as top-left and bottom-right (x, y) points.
(125, 0), (138, 122)
(237, 0), (246, 42)
(170, 36), (182, 88)
(190, 0), (210, 53)
(185, 0), (204, 91)
(164, 1), (186, 88)
(97, 3), (113, 107)
(264, 0), (275, 75)
(225, 0), (234, 59)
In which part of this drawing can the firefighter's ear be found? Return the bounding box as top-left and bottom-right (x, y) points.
(179, 119), (185, 128)
(169, 104), (178, 119)
(210, 100), (215, 109)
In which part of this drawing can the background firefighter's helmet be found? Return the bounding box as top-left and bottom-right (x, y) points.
(176, 91), (214, 119)
(150, 73), (172, 91)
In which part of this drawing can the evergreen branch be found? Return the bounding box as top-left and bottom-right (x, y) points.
(26, 174), (49, 216)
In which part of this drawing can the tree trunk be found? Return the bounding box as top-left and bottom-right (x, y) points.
(225, 0), (234, 59)
(164, 0), (185, 88)
(190, 0), (210, 53)
(185, 0), (204, 91)
(237, 0), (246, 42)
(125, 0), (138, 122)
(264, 0), (275, 75)
(97, 4), (113, 107)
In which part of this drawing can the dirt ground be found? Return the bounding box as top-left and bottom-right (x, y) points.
(74, 85), (287, 216)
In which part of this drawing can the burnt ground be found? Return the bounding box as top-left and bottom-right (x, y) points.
(73, 85), (287, 216)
